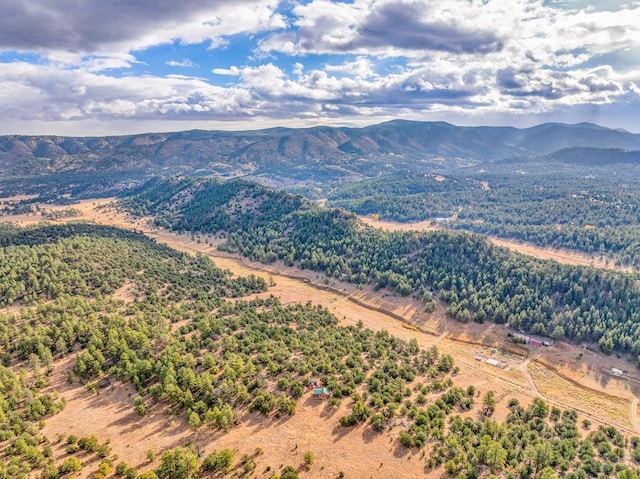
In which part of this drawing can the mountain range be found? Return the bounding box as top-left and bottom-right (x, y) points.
(2, 120), (640, 187)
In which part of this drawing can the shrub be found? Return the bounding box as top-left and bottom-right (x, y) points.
(202, 448), (235, 474)
(156, 446), (198, 479)
(303, 451), (314, 467)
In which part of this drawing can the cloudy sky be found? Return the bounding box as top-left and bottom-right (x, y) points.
(1, 0), (639, 135)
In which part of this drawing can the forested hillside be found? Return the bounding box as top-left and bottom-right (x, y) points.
(327, 173), (640, 267)
(0, 223), (264, 478)
(4, 223), (640, 478)
(122, 178), (640, 363)
(2, 122), (640, 194)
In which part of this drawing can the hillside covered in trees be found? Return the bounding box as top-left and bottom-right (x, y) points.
(3, 222), (640, 478)
(121, 178), (640, 363)
(2, 122), (640, 205)
(3, 122), (640, 182)
(326, 173), (640, 267)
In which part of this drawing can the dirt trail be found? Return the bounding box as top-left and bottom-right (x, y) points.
(517, 359), (540, 397)
(632, 398), (640, 433)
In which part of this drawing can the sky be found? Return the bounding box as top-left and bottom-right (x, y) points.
(1, 0), (639, 136)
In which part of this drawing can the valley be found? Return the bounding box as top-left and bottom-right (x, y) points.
(3, 123), (640, 479)
(3, 196), (640, 479)
(4, 1), (640, 476)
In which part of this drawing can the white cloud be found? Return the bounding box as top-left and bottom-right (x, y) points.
(325, 57), (378, 79)
(166, 59), (198, 68)
(212, 66), (241, 76)
(0, 62), (256, 123)
(292, 63), (304, 76)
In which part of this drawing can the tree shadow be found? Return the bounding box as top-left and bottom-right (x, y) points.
(331, 422), (358, 442)
(360, 425), (379, 444)
(392, 437), (412, 459)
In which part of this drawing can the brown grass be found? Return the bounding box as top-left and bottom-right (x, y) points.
(42, 355), (440, 478)
(528, 361), (634, 434)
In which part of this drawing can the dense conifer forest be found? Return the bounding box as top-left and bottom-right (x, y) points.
(121, 178), (640, 363)
(326, 174), (640, 267)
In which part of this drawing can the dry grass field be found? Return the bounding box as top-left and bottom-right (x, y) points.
(42, 356), (434, 479)
(3, 198), (640, 477)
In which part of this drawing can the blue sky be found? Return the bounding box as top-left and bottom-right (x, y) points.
(1, 0), (639, 135)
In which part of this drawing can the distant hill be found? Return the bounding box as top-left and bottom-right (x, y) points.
(2, 121), (640, 186)
(491, 146), (640, 176)
(544, 147), (640, 166)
